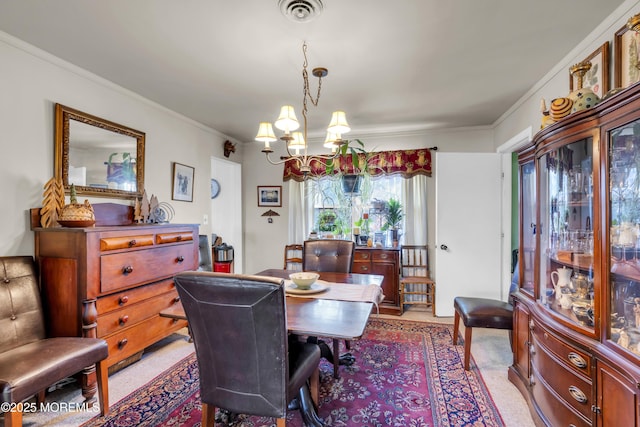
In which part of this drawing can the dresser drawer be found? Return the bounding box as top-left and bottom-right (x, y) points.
(531, 321), (591, 376)
(354, 251), (372, 261)
(156, 232), (193, 244)
(96, 279), (177, 312)
(100, 244), (195, 292)
(531, 334), (593, 420)
(97, 289), (181, 337)
(103, 315), (187, 367)
(353, 262), (372, 273)
(100, 234), (155, 251)
(372, 250), (395, 261)
(531, 364), (592, 427)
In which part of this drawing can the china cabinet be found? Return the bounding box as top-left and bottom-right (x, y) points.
(510, 83), (640, 426)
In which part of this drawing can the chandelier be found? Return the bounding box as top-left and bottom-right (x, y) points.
(255, 42), (351, 175)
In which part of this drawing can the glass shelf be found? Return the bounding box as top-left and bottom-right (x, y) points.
(608, 119), (640, 355)
(538, 137), (595, 331)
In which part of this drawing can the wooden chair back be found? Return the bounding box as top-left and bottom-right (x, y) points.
(284, 244), (303, 271)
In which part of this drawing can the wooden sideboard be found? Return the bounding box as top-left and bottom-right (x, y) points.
(33, 223), (197, 376)
(353, 247), (401, 315)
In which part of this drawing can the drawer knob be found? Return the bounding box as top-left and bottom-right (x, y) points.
(176, 235), (183, 241)
(529, 320), (535, 330)
(119, 315), (129, 326)
(568, 386), (587, 404)
(118, 338), (128, 350)
(128, 239), (137, 247)
(122, 265), (134, 275)
(568, 352), (587, 369)
(380, 254), (388, 259)
(360, 266), (369, 271)
(119, 296), (129, 305)
(176, 256), (185, 263)
(173, 296), (181, 304)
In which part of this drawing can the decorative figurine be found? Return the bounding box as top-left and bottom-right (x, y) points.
(40, 176), (65, 228)
(58, 184), (96, 227)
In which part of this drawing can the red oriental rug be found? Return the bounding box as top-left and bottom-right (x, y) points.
(82, 318), (504, 426)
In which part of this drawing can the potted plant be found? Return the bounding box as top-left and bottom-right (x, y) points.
(382, 198), (403, 245)
(324, 139), (373, 195)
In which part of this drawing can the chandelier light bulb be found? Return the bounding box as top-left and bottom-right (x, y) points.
(288, 132), (306, 151)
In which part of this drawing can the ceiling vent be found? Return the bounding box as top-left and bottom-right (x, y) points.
(279, 0), (323, 23)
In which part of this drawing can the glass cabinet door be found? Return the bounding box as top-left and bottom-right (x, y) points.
(538, 137), (595, 331)
(520, 160), (536, 296)
(608, 120), (640, 355)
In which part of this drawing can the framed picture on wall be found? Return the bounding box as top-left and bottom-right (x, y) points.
(569, 41), (609, 98)
(615, 24), (640, 89)
(172, 162), (194, 202)
(257, 185), (282, 207)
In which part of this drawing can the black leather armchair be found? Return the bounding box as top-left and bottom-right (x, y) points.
(302, 239), (355, 273)
(0, 256), (109, 427)
(173, 272), (322, 426)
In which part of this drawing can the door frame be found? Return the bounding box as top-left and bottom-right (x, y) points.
(497, 127), (532, 299)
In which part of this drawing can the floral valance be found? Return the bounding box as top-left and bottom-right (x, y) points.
(283, 148), (433, 182)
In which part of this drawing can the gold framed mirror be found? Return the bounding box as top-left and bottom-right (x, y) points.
(54, 103), (145, 199)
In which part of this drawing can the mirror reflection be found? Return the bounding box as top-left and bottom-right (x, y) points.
(55, 104), (145, 199)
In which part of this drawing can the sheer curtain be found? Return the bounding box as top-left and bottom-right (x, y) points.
(402, 175), (428, 245)
(288, 180), (312, 244)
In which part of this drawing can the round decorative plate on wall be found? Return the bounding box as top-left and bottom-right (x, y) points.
(210, 179), (220, 199)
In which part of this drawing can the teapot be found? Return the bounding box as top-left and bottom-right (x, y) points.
(571, 272), (590, 299)
(551, 266), (572, 294)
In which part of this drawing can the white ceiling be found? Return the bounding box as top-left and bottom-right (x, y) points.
(0, 0), (627, 144)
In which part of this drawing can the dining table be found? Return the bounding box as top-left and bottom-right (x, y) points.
(256, 269), (384, 378)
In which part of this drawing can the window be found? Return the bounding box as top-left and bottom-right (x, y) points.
(306, 174), (403, 244)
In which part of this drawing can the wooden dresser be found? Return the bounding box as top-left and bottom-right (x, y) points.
(33, 223), (197, 373)
(353, 247), (400, 315)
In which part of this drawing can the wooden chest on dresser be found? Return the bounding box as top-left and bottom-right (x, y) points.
(33, 223), (197, 370)
(353, 248), (400, 315)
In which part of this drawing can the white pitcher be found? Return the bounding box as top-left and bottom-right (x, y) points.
(551, 266), (572, 294)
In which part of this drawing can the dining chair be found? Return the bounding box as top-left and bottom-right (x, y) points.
(302, 239), (355, 363)
(399, 245), (436, 315)
(0, 256), (109, 427)
(173, 272), (321, 427)
(302, 239), (355, 273)
(284, 244), (303, 271)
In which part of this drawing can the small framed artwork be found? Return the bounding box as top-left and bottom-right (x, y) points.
(172, 162), (194, 202)
(257, 185), (282, 207)
(569, 41), (609, 98)
(615, 25), (640, 89)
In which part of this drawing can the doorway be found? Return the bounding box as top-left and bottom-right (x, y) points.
(211, 158), (243, 273)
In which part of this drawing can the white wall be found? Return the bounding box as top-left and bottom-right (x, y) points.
(242, 127), (495, 274)
(0, 32), (239, 256)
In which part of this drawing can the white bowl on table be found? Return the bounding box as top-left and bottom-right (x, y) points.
(289, 272), (320, 290)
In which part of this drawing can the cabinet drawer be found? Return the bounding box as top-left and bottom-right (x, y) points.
(97, 289), (181, 337)
(531, 364), (592, 427)
(353, 262), (372, 273)
(100, 245), (195, 292)
(103, 315), (187, 367)
(354, 251), (372, 261)
(372, 251), (395, 261)
(96, 279), (177, 313)
(531, 321), (591, 376)
(156, 232), (193, 244)
(100, 234), (155, 251)
(531, 334), (592, 420)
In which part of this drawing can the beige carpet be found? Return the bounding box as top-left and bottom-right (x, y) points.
(9, 308), (535, 426)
